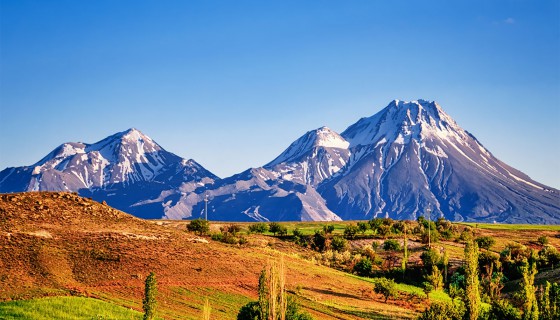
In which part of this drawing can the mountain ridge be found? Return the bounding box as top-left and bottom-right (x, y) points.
(1, 100), (558, 223)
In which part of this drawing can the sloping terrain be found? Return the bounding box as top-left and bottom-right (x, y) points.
(0, 192), (418, 319)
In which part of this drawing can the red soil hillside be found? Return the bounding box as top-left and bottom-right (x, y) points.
(0, 192), (420, 319)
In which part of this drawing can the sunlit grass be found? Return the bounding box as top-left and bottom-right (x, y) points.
(0, 296), (144, 320)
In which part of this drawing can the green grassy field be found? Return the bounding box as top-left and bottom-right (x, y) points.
(459, 222), (560, 231)
(0, 296), (145, 320)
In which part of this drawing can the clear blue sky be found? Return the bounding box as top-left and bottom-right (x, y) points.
(1, 0), (559, 188)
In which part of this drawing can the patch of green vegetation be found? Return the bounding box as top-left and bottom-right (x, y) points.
(169, 286), (251, 318)
(347, 274), (452, 302)
(0, 296), (143, 319)
(459, 223), (560, 231)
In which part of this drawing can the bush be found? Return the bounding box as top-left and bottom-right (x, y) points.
(221, 224), (241, 235)
(354, 257), (373, 276)
(372, 277), (399, 302)
(357, 222), (369, 234)
(418, 300), (464, 320)
(268, 222), (283, 236)
(248, 223), (268, 234)
(323, 225), (335, 234)
(421, 229), (440, 244)
(487, 299), (521, 320)
(311, 231), (328, 252)
(331, 236), (347, 252)
(420, 249), (441, 271)
(369, 218), (383, 232)
(237, 301), (259, 320)
(292, 228), (304, 237)
(383, 239), (401, 251)
(538, 236), (549, 246)
(475, 236), (496, 251)
(343, 224), (359, 239)
(187, 219), (210, 235)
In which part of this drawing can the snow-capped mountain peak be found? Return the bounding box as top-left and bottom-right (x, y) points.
(267, 126), (349, 167)
(265, 127), (351, 186)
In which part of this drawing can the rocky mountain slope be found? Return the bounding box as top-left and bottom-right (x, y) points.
(1, 100), (558, 223)
(0, 128), (217, 218)
(319, 100), (560, 223)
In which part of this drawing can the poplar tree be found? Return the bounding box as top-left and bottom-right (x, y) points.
(521, 250), (539, 320)
(143, 272), (158, 320)
(464, 239), (480, 320)
(402, 224), (408, 276)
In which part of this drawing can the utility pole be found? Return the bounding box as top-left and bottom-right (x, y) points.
(204, 193), (209, 221)
(427, 206), (432, 249)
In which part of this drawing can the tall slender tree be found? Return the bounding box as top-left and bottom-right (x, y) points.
(521, 250), (539, 320)
(143, 272), (158, 320)
(402, 224), (408, 277)
(464, 239), (480, 320)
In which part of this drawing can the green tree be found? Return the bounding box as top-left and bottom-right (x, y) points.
(331, 236), (347, 252)
(357, 222), (369, 234)
(418, 300), (464, 320)
(422, 282), (434, 302)
(187, 219), (210, 235)
(354, 257), (373, 277)
(143, 272), (157, 320)
(268, 222), (282, 236)
(420, 248), (440, 272)
(323, 225), (335, 234)
(249, 223), (269, 234)
(402, 226), (408, 274)
(475, 236), (496, 251)
(442, 249), (449, 284)
(372, 277), (399, 302)
(520, 250), (539, 320)
(488, 299), (521, 320)
(426, 265), (444, 291)
(343, 224), (359, 239)
(538, 281), (552, 320)
(258, 269), (268, 320)
(464, 238), (480, 320)
(237, 301), (260, 320)
(383, 239), (401, 251)
(537, 236), (549, 246)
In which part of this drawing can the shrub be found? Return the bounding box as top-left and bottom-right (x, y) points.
(143, 272), (157, 320)
(538, 236), (549, 246)
(331, 236), (348, 252)
(323, 225), (335, 234)
(475, 236), (496, 251)
(377, 224), (392, 238)
(420, 249), (441, 271)
(368, 218), (383, 232)
(248, 223), (268, 234)
(343, 224), (359, 239)
(418, 300), (465, 320)
(237, 301), (259, 320)
(312, 231), (328, 252)
(292, 228), (304, 237)
(383, 239), (401, 251)
(487, 299), (521, 320)
(221, 224), (241, 235)
(277, 226), (288, 236)
(372, 277), (399, 302)
(354, 257), (373, 276)
(421, 229), (440, 244)
(357, 222), (369, 234)
(268, 222), (282, 236)
(187, 219), (210, 235)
